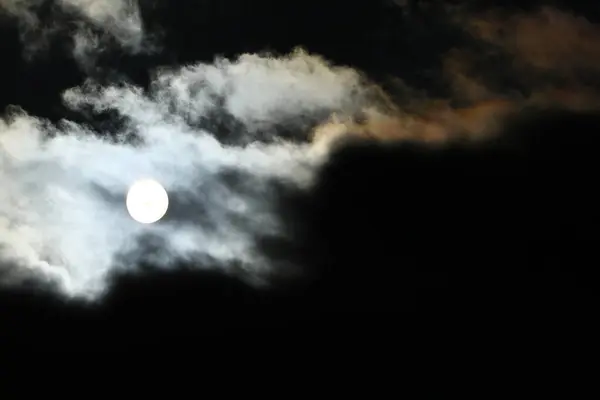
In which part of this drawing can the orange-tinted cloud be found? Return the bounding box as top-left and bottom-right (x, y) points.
(467, 7), (600, 77)
(313, 6), (600, 146)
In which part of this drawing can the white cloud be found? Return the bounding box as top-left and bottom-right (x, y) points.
(0, 50), (373, 300)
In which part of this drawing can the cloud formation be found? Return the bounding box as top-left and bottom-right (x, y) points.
(0, 0), (152, 66)
(0, 47), (382, 299)
(319, 5), (600, 144)
(2, 1), (600, 303)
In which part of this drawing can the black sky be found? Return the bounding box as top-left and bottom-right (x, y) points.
(1, 0), (599, 349)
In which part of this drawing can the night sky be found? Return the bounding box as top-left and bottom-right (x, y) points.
(1, 0), (599, 349)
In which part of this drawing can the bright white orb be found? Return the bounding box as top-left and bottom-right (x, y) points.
(126, 179), (169, 224)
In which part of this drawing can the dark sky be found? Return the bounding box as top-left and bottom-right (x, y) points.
(1, 0), (599, 350)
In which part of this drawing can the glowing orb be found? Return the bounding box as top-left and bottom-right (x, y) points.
(126, 179), (169, 224)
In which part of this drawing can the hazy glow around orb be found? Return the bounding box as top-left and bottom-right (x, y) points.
(126, 179), (169, 224)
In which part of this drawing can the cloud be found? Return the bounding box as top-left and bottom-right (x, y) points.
(2, 2), (600, 305)
(466, 7), (600, 77)
(0, 49), (380, 300)
(444, 6), (600, 104)
(321, 5), (600, 146)
(59, 0), (144, 49)
(0, 0), (154, 65)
